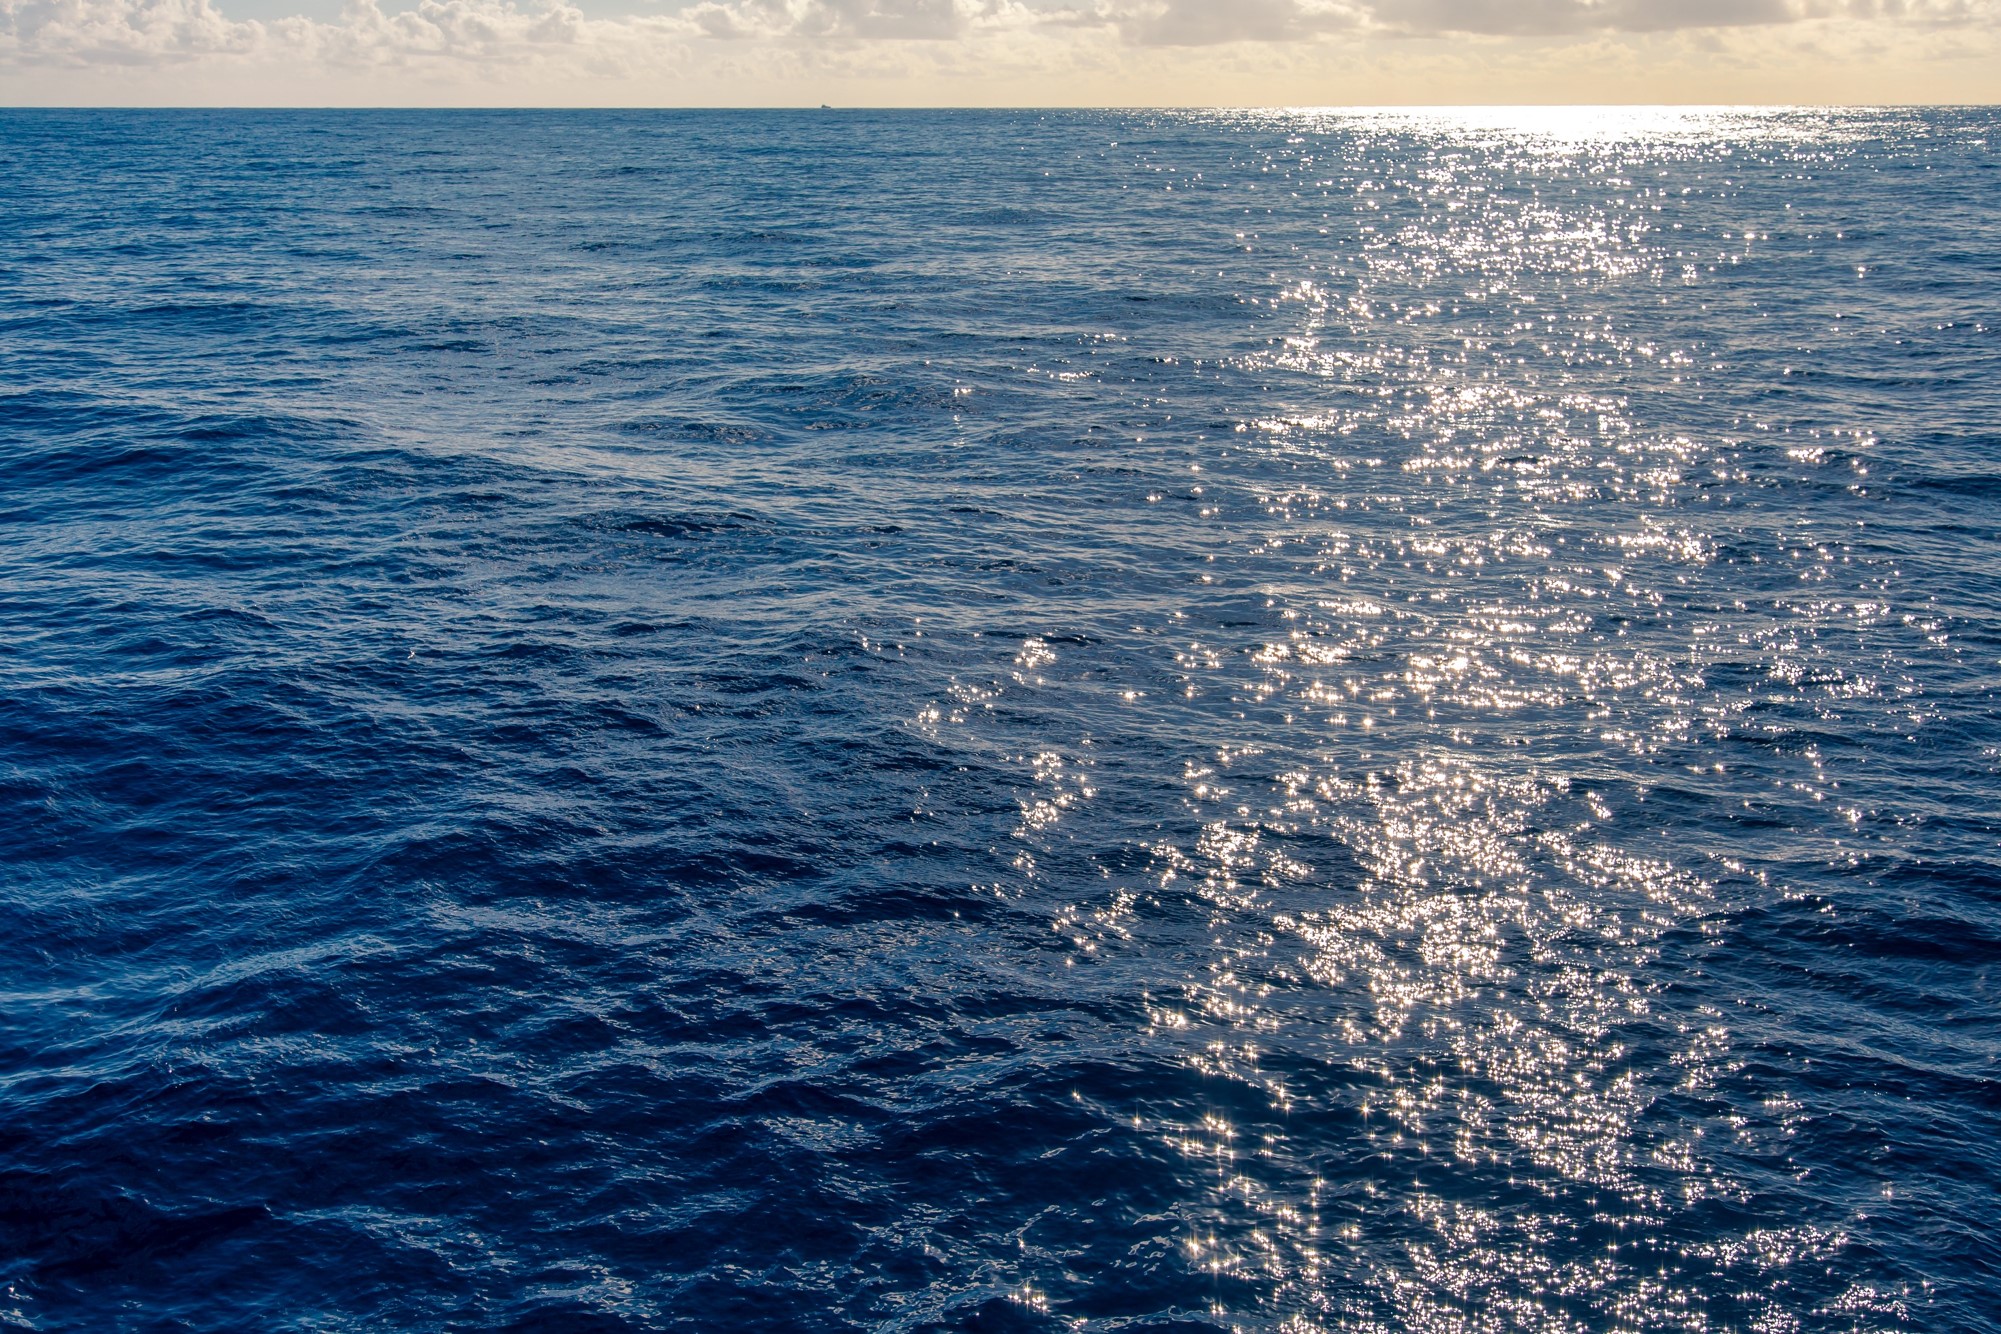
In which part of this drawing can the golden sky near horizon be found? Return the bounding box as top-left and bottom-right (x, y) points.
(0, 0), (1995, 105)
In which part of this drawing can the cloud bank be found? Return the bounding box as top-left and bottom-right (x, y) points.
(0, 0), (1994, 101)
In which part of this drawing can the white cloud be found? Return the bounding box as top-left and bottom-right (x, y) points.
(1374, 0), (1998, 36)
(1, 0), (260, 63)
(0, 0), (1041, 65)
(1101, 0), (1997, 43)
(313, 0), (591, 62)
(685, 0), (973, 40)
(0, 0), (1993, 96)
(1117, 0), (1362, 47)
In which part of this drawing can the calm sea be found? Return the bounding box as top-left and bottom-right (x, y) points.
(1, 107), (1997, 1331)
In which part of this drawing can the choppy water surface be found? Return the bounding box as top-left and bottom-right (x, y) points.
(1, 107), (1997, 1331)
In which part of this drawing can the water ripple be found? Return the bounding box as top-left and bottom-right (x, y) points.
(0, 107), (1996, 1332)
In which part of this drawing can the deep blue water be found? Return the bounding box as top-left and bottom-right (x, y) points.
(1, 106), (1998, 1332)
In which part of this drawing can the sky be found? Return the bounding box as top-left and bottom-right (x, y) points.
(0, 0), (1995, 105)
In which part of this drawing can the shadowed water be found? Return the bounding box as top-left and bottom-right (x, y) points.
(0, 107), (1997, 1331)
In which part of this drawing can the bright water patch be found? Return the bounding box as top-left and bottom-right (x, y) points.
(0, 107), (1997, 1331)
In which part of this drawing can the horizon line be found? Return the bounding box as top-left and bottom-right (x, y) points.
(3, 101), (1996, 111)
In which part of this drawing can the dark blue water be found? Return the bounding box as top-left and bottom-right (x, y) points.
(1, 107), (1997, 1331)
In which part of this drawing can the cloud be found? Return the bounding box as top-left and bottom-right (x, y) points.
(0, 0), (1042, 64)
(314, 0), (590, 62)
(0, 0), (603, 65)
(1118, 0), (1360, 46)
(1376, 0), (1798, 37)
(1, 0), (259, 63)
(1103, 0), (1995, 44)
(685, 0), (974, 40)
(0, 0), (1993, 90)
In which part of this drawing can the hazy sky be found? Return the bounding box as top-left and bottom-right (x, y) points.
(1, 0), (1995, 106)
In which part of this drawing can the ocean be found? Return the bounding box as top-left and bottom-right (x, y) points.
(0, 106), (1996, 1331)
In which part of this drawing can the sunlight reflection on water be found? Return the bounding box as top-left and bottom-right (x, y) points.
(4, 107), (1993, 1331)
(938, 106), (1988, 1330)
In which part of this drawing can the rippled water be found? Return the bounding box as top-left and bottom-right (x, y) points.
(2, 107), (1998, 1331)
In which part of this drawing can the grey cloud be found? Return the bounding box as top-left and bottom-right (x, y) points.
(1802, 0), (1990, 20)
(1375, 0), (1795, 37)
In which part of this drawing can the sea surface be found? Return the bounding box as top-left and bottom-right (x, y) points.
(0, 106), (1997, 1332)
